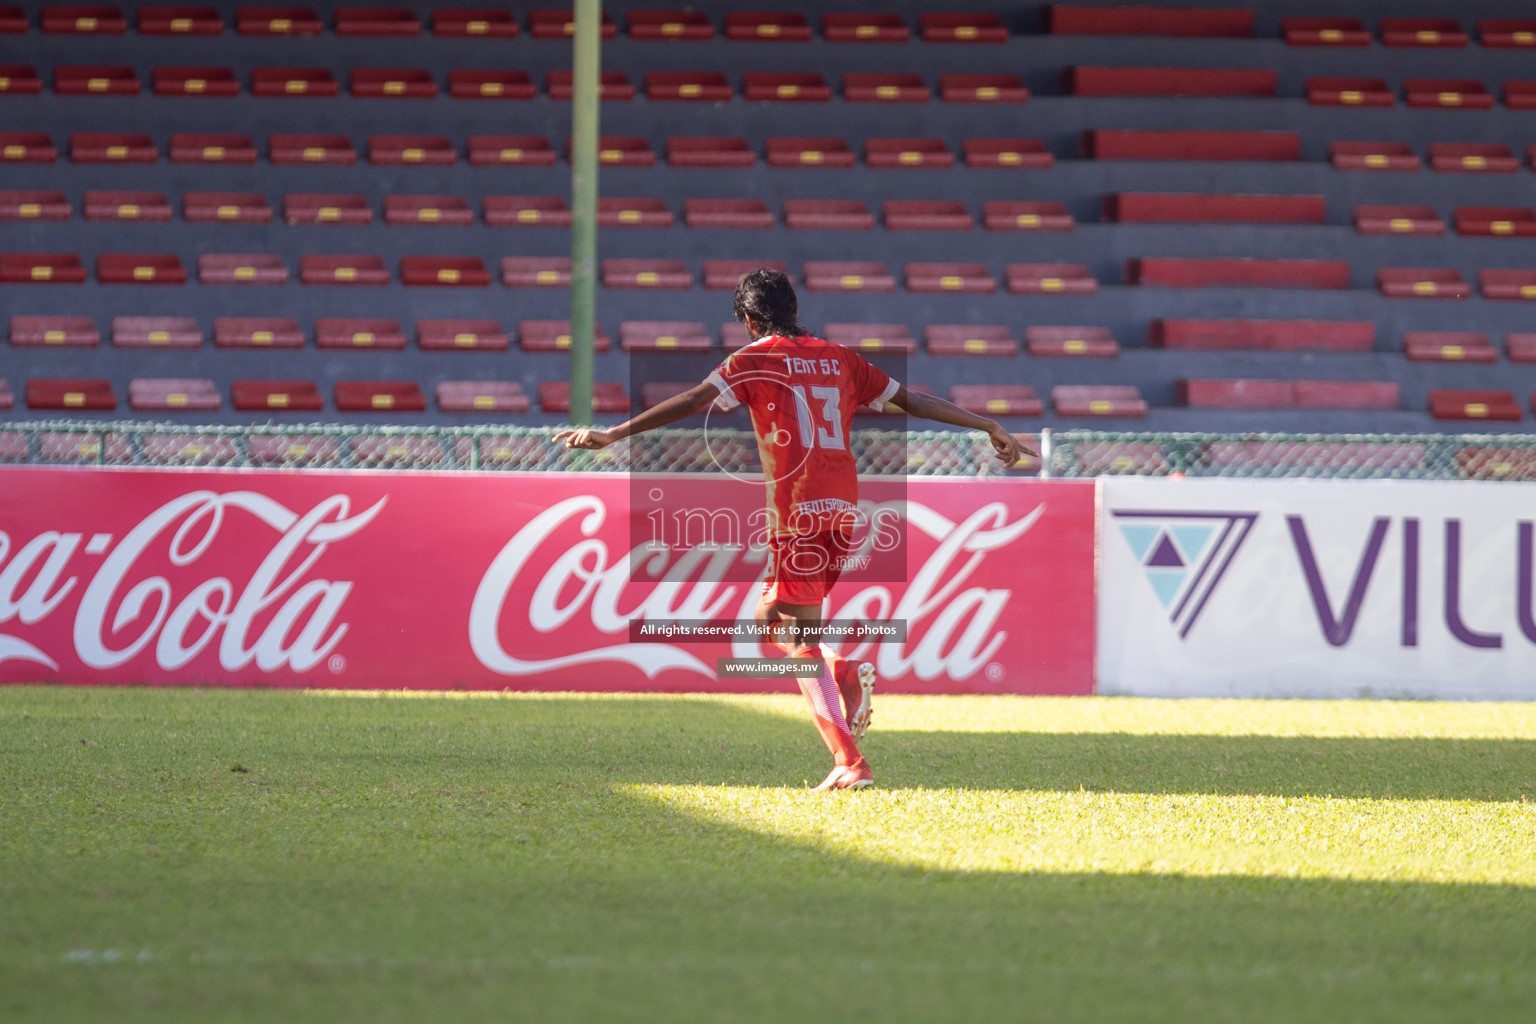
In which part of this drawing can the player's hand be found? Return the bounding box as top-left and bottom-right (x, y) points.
(553, 427), (616, 450)
(988, 427), (1035, 466)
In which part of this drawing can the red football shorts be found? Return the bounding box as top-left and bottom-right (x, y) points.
(761, 529), (856, 607)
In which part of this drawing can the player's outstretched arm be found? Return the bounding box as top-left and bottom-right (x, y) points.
(889, 384), (1037, 466)
(553, 381), (722, 449)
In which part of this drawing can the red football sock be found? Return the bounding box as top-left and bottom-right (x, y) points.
(820, 646), (862, 727)
(794, 650), (861, 767)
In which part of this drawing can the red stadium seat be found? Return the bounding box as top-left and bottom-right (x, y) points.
(822, 13), (908, 42)
(865, 138), (952, 168)
(401, 257), (489, 287)
(9, 315), (97, 347)
(766, 137), (854, 168)
(433, 8), (515, 36)
(112, 315), (201, 348)
(924, 324), (1018, 357)
(0, 6), (22, 32)
(501, 257), (570, 288)
(55, 64), (138, 94)
(529, 7), (615, 38)
(939, 74), (1027, 102)
(683, 199), (772, 229)
(823, 323), (916, 354)
(418, 319), (507, 351)
(300, 254), (388, 286)
(251, 67), (337, 97)
(1328, 141), (1419, 171)
(1430, 143), (1519, 172)
(983, 201), (1072, 231)
(197, 253), (287, 284)
(369, 135), (454, 165)
(1052, 386), (1147, 417)
(1129, 258), (1350, 289)
(42, 5), (127, 33)
(26, 377), (114, 410)
(215, 316), (303, 348)
(701, 260), (789, 290)
(1084, 130), (1299, 160)
(621, 321), (712, 353)
(246, 433), (343, 465)
(1293, 381), (1400, 410)
(350, 68), (436, 99)
(1150, 319), (1374, 350)
(468, 135), (557, 166)
(448, 69), (534, 99)
(519, 320), (612, 353)
(883, 201), (972, 230)
(803, 261), (895, 292)
(1381, 18), (1467, 47)
(1480, 269), (1536, 300)
(284, 193), (371, 224)
(545, 70), (633, 100)
(0, 65), (42, 94)
(232, 379), (323, 412)
(436, 381), (529, 413)
(725, 11), (809, 41)
(538, 381), (629, 414)
(1504, 81), (1536, 110)
(0, 133), (57, 163)
(1306, 76), (1393, 107)
(152, 66), (237, 96)
(628, 9), (712, 39)
(964, 137), (1053, 169)
(784, 200), (872, 230)
(335, 6), (419, 35)
(1507, 334), (1536, 362)
(484, 195), (571, 226)
(1282, 17), (1369, 45)
(1377, 268), (1471, 298)
(185, 191), (271, 223)
(1480, 20), (1536, 46)
(316, 318), (405, 349)
(1026, 326), (1120, 358)
(950, 385), (1042, 416)
(70, 132), (155, 163)
(921, 12), (1006, 42)
(645, 71), (731, 101)
(1404, 79), (1491, 109)
(844, 73), (928, 102)
(140, 6), (223, 35)
(170, 132), (257, 163)
(1353, 205), (1444, 235)
(1070, 66), (1274, 96)
(1429, 389), (1520, 421)
(97, 253), (185, 284)
(1106, 193), (1325, 223)
(596, 197), (673, 228)
(0, 253), (85, 283)
(270, 134), (355, 164)
(130, 378), (220, 412)
(0, 190), (68, 220)
(0, 381), (11, 413)
(741, 72), (829, 101)
(667, 137), (753, 167)
(1006, 263), (1097, 294)
(1179, 379), (1297, 409)
(603, 259), (690, 289)
(1403, 331), (1497, 362)
(1051, 5), (1252, 36)
(720, 322), (752, 350)
(384, 195), (472, 226)
(1455, 207), (1536, 237)
(905, 262), (995, 293)
(36, 430), (133, 463)
(237, 7), (323, 35)
(83, 190), (171, 221)
(575, 135), (653, 166)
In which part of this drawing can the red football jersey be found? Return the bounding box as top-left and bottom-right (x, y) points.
(707, 333), (899, 537)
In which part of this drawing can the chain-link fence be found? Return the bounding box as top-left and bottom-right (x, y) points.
(4, 421), (1536, 480)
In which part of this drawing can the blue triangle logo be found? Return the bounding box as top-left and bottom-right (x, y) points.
(1118, 523), (1160, 562)
(1146, 568), (1186, 608)
(1110, 510), (1260, 639)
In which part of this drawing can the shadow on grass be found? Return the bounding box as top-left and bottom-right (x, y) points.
(5, 688), (1536, 1024)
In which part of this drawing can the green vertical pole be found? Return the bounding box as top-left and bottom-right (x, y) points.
(567, 0), (600, 426)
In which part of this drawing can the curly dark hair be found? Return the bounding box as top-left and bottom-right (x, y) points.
(732, 268), (809, 338)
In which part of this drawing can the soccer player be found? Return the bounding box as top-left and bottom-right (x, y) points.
(555, 269), (1027, 790)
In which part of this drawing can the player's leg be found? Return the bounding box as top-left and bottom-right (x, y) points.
(815, 529), (875, 741)
(770, 599), (871, 790)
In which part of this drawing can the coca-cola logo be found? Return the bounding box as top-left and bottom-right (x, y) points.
(470, 494), (1043, 681)
(0, 492), (382, 674)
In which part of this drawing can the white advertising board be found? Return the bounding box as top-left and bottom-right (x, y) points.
(1099, 477), (1536, 699)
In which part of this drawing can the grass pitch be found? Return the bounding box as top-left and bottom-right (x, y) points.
(2, 688), (1534, 1023)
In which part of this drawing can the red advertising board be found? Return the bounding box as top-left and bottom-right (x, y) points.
(0, 468), (1095, 693)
